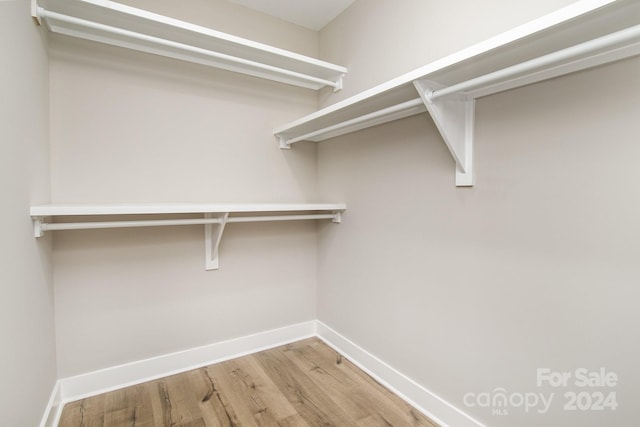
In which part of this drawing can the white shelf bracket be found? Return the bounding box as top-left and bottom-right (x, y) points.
(33, 217), (45, 238)
(204, 212), (229, 271)
(278, 135), (291, 150)
(31, 0), (42, 25)
(333, 75), (344, 92)
(413, 79), (475, 187)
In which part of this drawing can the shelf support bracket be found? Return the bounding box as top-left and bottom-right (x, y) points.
(33, 217), (45, 238)
(31, 0), (42, 25)
(413, 79), (475, 186)
(333, 75), (344, 92)
(204, 212), (229, 270)
(278, 135), (291, 150)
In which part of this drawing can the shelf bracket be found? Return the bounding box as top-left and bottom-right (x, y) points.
(333, 75), (344, 92)
(33, 217), (45, 238)
(31, 0), (42, 25)
(413, 79), (475, 187)
(204, 212), (229, 270)
(278, 135), (292, 150)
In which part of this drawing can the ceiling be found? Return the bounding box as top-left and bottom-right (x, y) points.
(227, 0), (355, 31)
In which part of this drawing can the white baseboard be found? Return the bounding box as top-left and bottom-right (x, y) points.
(316, 321), (486, 427)
(44, 319), (482, 427)
(39, 381), (63, 427)
(59, 320), (317, 402)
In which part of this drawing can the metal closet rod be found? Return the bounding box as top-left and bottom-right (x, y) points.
(283, 23), (640, 144)
(38, 213), (340, 232)
(37, 8), (340, 90)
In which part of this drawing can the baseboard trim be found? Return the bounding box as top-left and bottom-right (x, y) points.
(59, 320), (317, 402)
(316, 321), (486, 427)
(49, 319), (483, 427)
(39, 380), (63, 427)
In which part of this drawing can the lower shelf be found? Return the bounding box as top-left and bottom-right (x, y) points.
(30, 203), (346, 270)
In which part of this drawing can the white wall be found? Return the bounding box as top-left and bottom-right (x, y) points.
(317, 1), (640, 426)
(49, 0), (322, 377)
(0, 0), (57, 425)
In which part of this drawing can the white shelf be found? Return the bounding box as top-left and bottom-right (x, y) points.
(30, 203), (346, 217)
(32, 0), (347, 91)
(31, 203), (346, 270)
(274, 0), (640, 186)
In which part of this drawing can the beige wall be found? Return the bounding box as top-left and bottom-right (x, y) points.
(317, 1), (640, 426)
(0, 0), (57, 424)
(50, 0), (321, 377)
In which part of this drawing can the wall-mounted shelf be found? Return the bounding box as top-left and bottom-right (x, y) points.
(31, 203), (346, 270)
(274, 0), (640, 186)
(32, 0), (347, 91)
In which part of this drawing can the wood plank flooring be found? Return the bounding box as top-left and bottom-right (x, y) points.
(58, 338), (439, 427)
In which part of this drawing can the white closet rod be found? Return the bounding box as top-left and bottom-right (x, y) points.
(428, 23), (640, 101)
(39, 213), (339, 232)
(226, 214), (337, 223)
(285, 98), (426, 144)
(37, 8), (341, 90)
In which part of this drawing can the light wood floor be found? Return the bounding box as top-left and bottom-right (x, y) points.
(58, 338), (439, 427)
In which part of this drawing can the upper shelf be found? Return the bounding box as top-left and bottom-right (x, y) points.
(32, 0), (347, 91)
(275, 0), (640, 141)
(274, 0), (640, 186)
